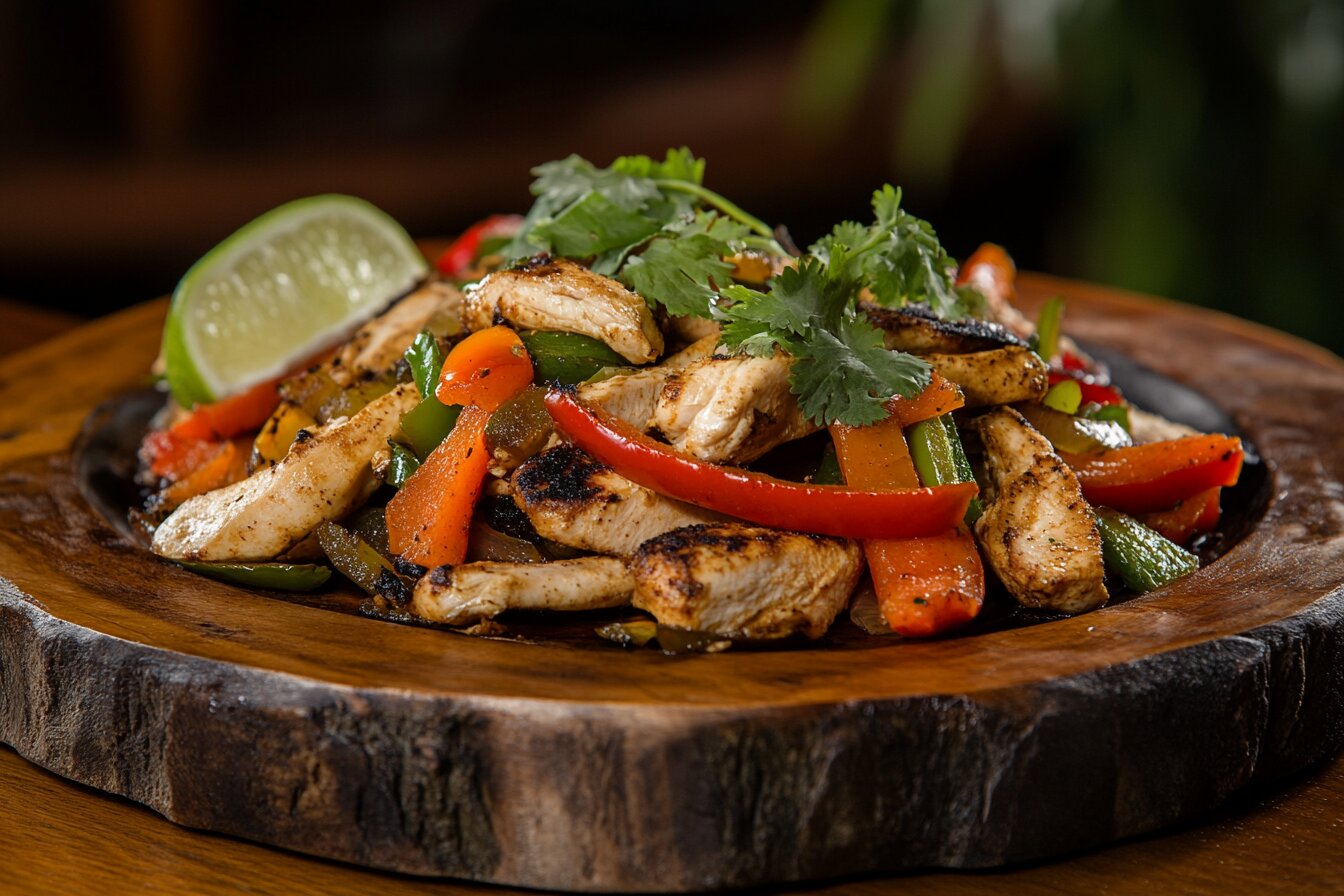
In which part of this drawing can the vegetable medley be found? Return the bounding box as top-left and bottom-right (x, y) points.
(137, 149), (1244, 647)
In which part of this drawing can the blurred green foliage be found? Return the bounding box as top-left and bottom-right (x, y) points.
(793, 0), (1344, 354)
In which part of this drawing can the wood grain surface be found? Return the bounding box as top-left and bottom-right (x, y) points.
(1, 280), (1343, 891)
(4, 740), (1341, 895)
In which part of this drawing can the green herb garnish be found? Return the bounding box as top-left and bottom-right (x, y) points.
(509, 150), (988, 428)
(504, 148), (778, 319)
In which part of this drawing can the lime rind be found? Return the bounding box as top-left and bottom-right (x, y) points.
(164, 194), (428, 406)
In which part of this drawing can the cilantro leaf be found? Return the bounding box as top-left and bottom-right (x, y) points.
(619, 232), (735, 318)
(611, 147), (706, 184)
(720, 249), (932, 426)
(529, 154), (660, 212)
(810, 185), (979, 320)
(719, 262), (827, 336)
(789, 319), (932, 426)
(529, 191), (663, 258)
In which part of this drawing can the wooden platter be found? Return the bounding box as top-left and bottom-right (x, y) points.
(1, 276), (1343, 892)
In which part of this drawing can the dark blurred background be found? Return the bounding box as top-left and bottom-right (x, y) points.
(2, 0), (1341, 354)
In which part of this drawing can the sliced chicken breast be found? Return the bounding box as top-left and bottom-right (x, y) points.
(411, 556), (633, 626)
(631, 524), (864, 639)
(464, 256), (663, 364)
(512, 445), (728, 556)
(152, 384), (419, 562)
(861, 301), (1023, 354)
(973, 407), (1108, 614)
(576, 334), (718, 430)
(925, 346), (1049, 408)
(330, 280), (462, 386)
(653, 351), (818, 464)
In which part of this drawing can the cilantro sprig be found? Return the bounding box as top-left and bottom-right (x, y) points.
(504, 148), (783, 319)
(810, 185), (981, 320)
(719, 185), (977, 427)
(507, 150), (980, 428)
(720, 258), (934, 427)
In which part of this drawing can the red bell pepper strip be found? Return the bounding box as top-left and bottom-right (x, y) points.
(156, 438), (251, 509)
(169, 376), (283, 441)
(545, 389), (977, 539)
(436, 215), (524, 278)
(1061, 434), (1243, 515)
(139, 429), (224, 481)
(1136, 486), (1222, 546)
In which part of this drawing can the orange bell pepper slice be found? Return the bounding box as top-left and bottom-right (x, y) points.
(956, 242), (1016, 303)
(830, 376), (983, 638)
(156, 438), (250, 508)
(1136, 486), (1222, 546)
(388, 326), (536, 567)
(1061, 434), (1243, 515)
(436, 325), (534, 413)
(386, 405), (492, 568)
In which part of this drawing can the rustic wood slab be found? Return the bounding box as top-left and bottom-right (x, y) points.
(1, 277), (1342, 892)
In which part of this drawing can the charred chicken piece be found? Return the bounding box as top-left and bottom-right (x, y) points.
(330, 280), (462, 386)
(412, 556), (633, 626)
(861, 301), (1024, 354)
(653, 351), (818, 464)
(512, 445), (728, 556)
(575, 334), (719, 430)
(925, 346), (1049, 408)
(151, 384), (419, 562)
(631, 524), (864, 639)
(972, 407), (1108, 614)
(464, 256), (663, 364)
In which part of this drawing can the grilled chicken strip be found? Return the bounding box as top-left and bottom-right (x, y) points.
(152, 384), (419, 562)
(513, 444), (728, 555)
(925, 346), (1049, 408)
(631, 524), (864, 639)
(412, 556), (633, 626)
(861, 301), (1024, 354)
(464, 256), (663, 364)
(654, 351), (819, 464)
(329, 280), (462, 387)
(576, 334), (719, 430)
(973, 407), (1108, 614)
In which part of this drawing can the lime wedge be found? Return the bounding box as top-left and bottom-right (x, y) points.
(163, 194), (428, 406)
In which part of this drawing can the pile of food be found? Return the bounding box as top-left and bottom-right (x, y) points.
(135, 149), (1244, 647)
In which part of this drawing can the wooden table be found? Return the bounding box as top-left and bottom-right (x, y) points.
(2, 297), (1341, 895)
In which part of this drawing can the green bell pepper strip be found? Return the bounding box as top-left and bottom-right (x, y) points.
(400, 398), (461, 459)
(1033, 295), (1065, 362)
(1094, 507), (1199, 592)
(906, 414), (983, 524)
(518, 330), (628, 385)
(399, 329), (461, 458)
(1083, 402), (1131, 432)
(384, 441), (422, 488)
(811, 441), (845, 486)
(176, 561), (332, 592)
(1042, 378), (1083, 414)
